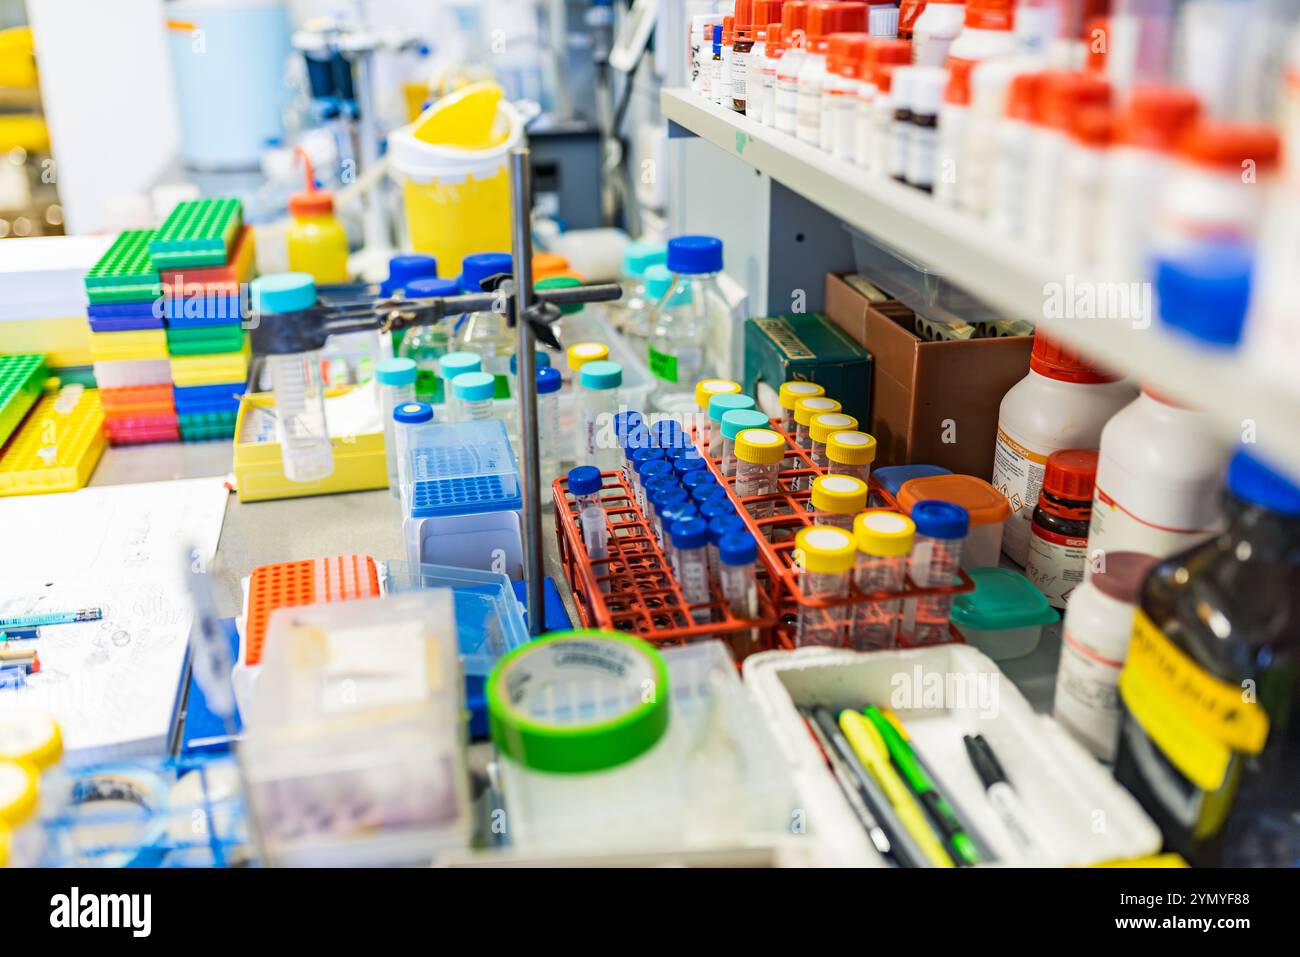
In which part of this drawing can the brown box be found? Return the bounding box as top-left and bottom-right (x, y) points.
(824, 272), (1032, 481)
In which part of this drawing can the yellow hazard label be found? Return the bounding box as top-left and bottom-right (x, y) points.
(1118, 611), (1269, 791)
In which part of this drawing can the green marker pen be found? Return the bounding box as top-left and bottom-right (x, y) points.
(863, 706), (981, 866)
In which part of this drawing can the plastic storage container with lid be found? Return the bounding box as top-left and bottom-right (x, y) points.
(1053, 551), (1161, 762)
(873, 463), (951, 498)
(897, 473), (1011, 569)
(991, 334), (1135, 566)
(951, 567), (1060, 661)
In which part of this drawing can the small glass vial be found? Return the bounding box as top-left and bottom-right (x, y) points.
(658, 501), (699, 570)
(438, 351), (482, 423)
(708, 512), (749, 586)
(794, 525), (857, 647)
(393, 401), (434, 513)
(851, 510), (916, 650)
(536, 366), (564, 481)
(720, 408), (771, 478)
(707, 392), (757, 459)
(1025, 449), (1098, 609)
(809, 474), (868, 528)
(733, 427), (787, 528)
(904, 500), (969, 645)
(710, 24), (725, 105)
(452, 371), (497, 422)
(718, 531), (762, 658)
(670, 517), (713, 623)
(826, 430), (877, 484)
(375, 357), (417, 496)
(568, 465), (604, 518)
(778, 380), (825, 433)
(807, 411), (859, 471)
(694, 378), (742, 452)
(578, 359), (623, 470)
(635, 459), (674, 515)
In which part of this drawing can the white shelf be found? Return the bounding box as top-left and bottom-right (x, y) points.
(662, 87), (1300, 477)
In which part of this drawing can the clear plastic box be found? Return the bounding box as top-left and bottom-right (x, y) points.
(496, 639), (798, 853)
(243, 590), (470, 866)
(403, 418), (522, 519)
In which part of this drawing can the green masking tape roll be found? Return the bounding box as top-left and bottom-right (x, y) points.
(487, 630), (670, 774)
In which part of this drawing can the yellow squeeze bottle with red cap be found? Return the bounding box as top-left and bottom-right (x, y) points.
(287, 147), (350, 284)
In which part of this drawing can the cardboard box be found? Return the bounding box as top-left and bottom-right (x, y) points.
(824, 272), (1031, 480)
(742, 313), (872, 427)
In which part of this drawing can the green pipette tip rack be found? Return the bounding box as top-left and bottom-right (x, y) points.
(84, 229), (161, 304)
(0, 353), (48, 448)
(150, 197), (243, 268)
(179, 408), (238, 442)
(165, 324), (247, 356)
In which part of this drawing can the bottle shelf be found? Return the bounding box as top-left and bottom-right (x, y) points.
(661, 87), (1300, 477)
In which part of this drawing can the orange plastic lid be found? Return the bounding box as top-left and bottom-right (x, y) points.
(1071, 105), (1113, 148)
(533, 252), (570, 278)
(1116, 86), (1200, 152)
(807, 2), (866, 51)
(768, 22), (786, 55)
(1043, 449), (1098, 501)
(898, 474), (1012, 525)
(781, 0), (810, 44)
(1037, 71), (1110, 131)
(289, 147), (334, 216)
(1178, 121), (1280, 173)
(754, 0), (784, 40)
(944, 56), (976, 106)
(864, 38), (912, 85)
(875, 62), (898, 94)
(1030, 333), (1123, 384)
(965, 0), (1015, 31)
(829, 32), (869, 77)
(722, 15), (735, 43)
(1005, 71), (1044, 121)
(735, 0), (755, 34)
(898, 0), (927, 38)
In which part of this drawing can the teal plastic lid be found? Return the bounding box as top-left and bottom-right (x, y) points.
(440, 351), (482, 377)
(580, 360), (622, 391)
(375, 357), (417, 387)
(708, 392), (756, 423)
(453, 371), (497, 402)
(537, 276), (584, 315)
(251, 273), (315, 314)
(951, 568), (1059, 632)
(644, 264), (691, 307)
(622, 240), (667, 279)
(720, 408), (770, 441)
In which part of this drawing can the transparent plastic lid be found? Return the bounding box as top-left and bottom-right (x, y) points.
(408, 418), (522, 518)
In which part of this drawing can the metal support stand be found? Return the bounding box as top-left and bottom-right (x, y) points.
(509, 147), (547, 636)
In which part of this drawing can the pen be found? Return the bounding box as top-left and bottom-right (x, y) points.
(0, 627), (39, 642)
(0, 608), (102, 629)
(839, 710), (955, 868)
(864, 706), (981, 866)
(963, 733), (1052, 865)
(799, 709), (898, 865)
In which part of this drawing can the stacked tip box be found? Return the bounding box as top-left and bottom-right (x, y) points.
(155, 198), (251, 442)
(84, 229), (178, 445)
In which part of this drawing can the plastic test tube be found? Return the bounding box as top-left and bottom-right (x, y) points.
(650, 418), (685, 454)
(708, 513), (748, 586)
(694, 379), (742, 451)
(720, 409), (771, 478)
(794, 525), (858, 648)
(809, 474), (869, 529)
(632, 449), (669, 511)
(718, 531), (762, 655)
(568, 465), (604, 520)
(453, 371), (497, 421)
(852, 510), (916, 651)
(700, 496), (739, 579)
(578, 359), (623, 470)
(792, 397), (842, 488)
(681, 468), (718, 500)
(826, 430), (878, 484)
(567, 340), (608, 377)
(621, 424), (652, 487)
(643, 474), (680, 532)
(659, 501), (699, 569)
(905, 501), (969, 646)
(807, 411), (859, 472)
(778, 380), (825, 433)
(613, 410), (644, 457)
(376, 357), (417, 496)
(670, 517), (713, 623)
(509, 349), (551, 401)
(438, 351), (481, 422)
(536, 366), (564, 481)
(707, 392), (757, 459)
(581, 505), (612, 593)
(733, 428), (787, 528)
(393, 401), (434, 513)
(651, 484), (689, 549)
(674, 453), (709, 484)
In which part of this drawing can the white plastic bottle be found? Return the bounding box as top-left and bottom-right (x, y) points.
(1056, 105), (1112, 269)
(906, 66), (946, 191)
(933, 57), (973, 204)
(887, 66), (916, 181)
(959, 57), (1040, 220)
(744, 1), (775, 120)
(1053, 552), (1161, 762)
(692, 13), (724, 97)
(1097, 85), (1201, 283)
(794, 2), (848, 146)
(988, 70), (1042, 237)
(1087, 388), (1230, 565)
(774, 2), (810, 134)
(856, 38), (912, 170)
(826, 33), (868, 161)
(946, 0), (1018, 67)
(720, 16), (737, 107)
(991, 335), (1136, 566)
(911, 1), (966, 66)
(759, 20), (786, 125)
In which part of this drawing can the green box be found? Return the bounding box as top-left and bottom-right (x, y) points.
(743, 313), (872, 427)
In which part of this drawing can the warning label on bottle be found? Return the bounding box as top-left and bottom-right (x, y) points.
(991, 426), (1049, 565)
